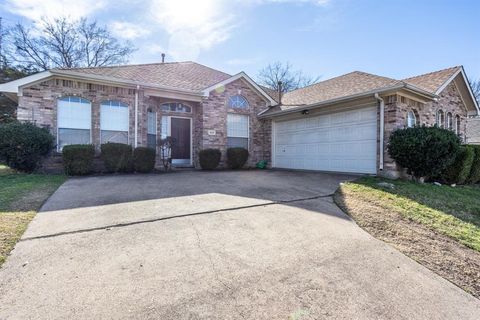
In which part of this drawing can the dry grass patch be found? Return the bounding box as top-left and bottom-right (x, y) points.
(0, 164), (66, 265)
(334, 177), (480, 299)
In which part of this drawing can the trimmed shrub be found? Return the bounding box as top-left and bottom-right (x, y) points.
(62, 144), (95, 175)
(440, 145), (475, 185)
(133, 147), (156, 173)
(467, 145), (480, 184)
(198, 148), (221, 170)
(387, 126), (460, 180)
(101, 143), (133, 173)
(0, 122), (54, 172)
(226, 147), (249, 169)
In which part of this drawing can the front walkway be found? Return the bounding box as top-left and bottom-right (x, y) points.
(0, 171), (478, 319)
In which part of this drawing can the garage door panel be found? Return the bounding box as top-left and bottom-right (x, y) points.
(274, 106), (377, 174)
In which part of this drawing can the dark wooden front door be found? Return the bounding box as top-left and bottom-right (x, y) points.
(171, 117), (191, 160)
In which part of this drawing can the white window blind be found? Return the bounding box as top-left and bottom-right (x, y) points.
(227, 114), (249, 149)
(227, 114), (249, 138)
(100, 101), (129, 132)
(57, 97), (91, 150)
(58, 97), (91, 130)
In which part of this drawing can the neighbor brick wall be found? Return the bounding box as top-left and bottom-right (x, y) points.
(381, 82), (468, 178)
(200, 78), (271, 167)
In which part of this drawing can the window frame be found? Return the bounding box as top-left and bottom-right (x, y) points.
(57, 96), (92, 151)
(455, 115), (461, 134)
(436, 109), (445, 128)
(446, 112), (453, 131)
(227, 95), (249, 109)
(406, 110), (416, 128)
(227, 113), (249, 149)
(100, 100), (130, 145)
(160, 102), (192, 113)
(147, 109), (157, 150)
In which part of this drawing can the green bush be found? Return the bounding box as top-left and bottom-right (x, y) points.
(0, 122), (54, 172)
(440, 145), (475, 185)
(387, 126), (460, 180)
(227, 147), (249, 169)
(198, 148), (221, 170)
(467, 145), (480, 184)
(133, 147), (156, 173)
(62, 144), (95, 175)
(101, 143), (133, 173)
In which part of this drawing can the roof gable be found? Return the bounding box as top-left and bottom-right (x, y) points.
(202, 72), (276, 105)
(402, 66), (461, 94)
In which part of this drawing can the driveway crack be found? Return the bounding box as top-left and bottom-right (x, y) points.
(20, 193), (334, 242)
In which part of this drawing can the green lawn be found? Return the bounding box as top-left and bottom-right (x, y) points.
(337, 177), (480, 251)
(0, 164), (66, 265)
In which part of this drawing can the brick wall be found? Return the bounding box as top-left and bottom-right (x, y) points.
(18, 77), (273, 170)
(381, 82), (468, 178)
(19, 79), (138, 152)
(200, 78), (271, 167)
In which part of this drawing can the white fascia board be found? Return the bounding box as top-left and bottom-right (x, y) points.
(202, 72), (276, 105)
(435, 68), (462, 95)
(458, 67), (480, 114)
(0, 71), (52, 93)
(257, 83), (436, 118)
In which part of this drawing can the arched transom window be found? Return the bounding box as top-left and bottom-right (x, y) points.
(57, 96), (91, 150)
(436, 110), (445, 128)
(228, 95), (249, 109)
(406, 110), (416, 128)
(100, 100), (129, 144)
(161, 102), (191, 113)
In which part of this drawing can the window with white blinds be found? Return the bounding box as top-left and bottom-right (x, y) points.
(147, 111), (157, 150)
(100, 100), (129, 144)
(57, 96), (91, 150)
(227, 113), (249, 149)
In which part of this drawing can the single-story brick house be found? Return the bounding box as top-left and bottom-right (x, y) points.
(0, 62), (478, 177)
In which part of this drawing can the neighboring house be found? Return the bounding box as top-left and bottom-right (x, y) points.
(0, 62), (478, 177)
(467, 117), (480, 144)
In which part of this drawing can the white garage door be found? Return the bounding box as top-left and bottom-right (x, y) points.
(273, 106), (377, 174)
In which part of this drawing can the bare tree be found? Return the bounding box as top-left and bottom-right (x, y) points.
(257, 61), (320, 92)
(469, 78), (480, 104)
(7, 17), (135, 71)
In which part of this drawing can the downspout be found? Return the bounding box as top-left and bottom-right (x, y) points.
(134, 85), (139, 147)
(374, 93), (384, 171)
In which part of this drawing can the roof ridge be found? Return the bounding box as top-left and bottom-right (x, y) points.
(402, 66), (461, 81)
(57, 61), (217, 72)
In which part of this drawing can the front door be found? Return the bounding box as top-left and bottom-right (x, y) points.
(170, 117), (191, 165)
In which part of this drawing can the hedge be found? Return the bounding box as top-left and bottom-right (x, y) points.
(198, 149), (221, 170)
(0, 122), (54, 172)
(62, 144), (95, 175)
(133, 147), (156, 173)
(101, 143), (133, 173)
(467, 145), (480, 184)
(226, 147), (249, 169)
(440, 145), (475, 185)
(387, 126), (460, 180)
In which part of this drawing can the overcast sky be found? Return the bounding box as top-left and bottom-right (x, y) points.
(1, 0), (479, 81)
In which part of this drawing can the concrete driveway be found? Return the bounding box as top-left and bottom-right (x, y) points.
(0, 170), (478, 319)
